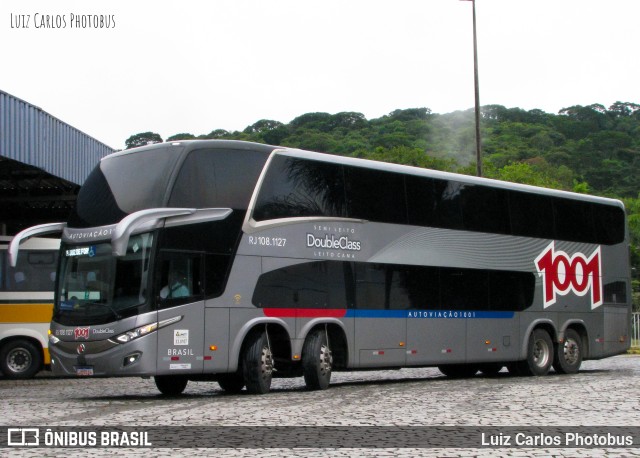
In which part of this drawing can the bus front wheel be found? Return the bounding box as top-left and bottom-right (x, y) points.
(553, 329), (583, 374)
(242, 331), (273, 394)
(154, 375), (188, 396)
(0, 339), (42, 379)
(302, 329), (333, 390)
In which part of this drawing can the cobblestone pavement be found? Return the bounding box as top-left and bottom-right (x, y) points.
(1, 355), (639, 457)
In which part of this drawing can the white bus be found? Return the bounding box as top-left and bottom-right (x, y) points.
(1, 236), (59, 378)
(10, 140), (632, 394)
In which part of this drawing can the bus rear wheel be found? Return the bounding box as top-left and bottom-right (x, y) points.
(242, 331), (273, 394)
(154, 375), (188, 396)
(553, 328), (583, 374)
(302, 329), (333, 390)
(518, 329), (553, 376)
(0, 339), (42, 379)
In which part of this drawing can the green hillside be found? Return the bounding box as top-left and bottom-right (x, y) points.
(125, 102), (640, 309)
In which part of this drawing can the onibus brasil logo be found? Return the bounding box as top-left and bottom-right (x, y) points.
(535, 242), (602, 309)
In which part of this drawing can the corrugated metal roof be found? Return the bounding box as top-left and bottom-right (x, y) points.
(0, 90), (115, 185)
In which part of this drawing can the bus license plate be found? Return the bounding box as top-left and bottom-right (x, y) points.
(75, 366), (94, 376)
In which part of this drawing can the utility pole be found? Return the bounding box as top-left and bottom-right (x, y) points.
(462, 0), (482, 177)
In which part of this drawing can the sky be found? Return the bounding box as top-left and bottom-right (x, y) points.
(1, 0), (638, 150)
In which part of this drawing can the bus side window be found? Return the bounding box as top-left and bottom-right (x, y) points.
(354, 264), (412, 310)
(14, 272), (26, 288)
(5, 250), (57, 291)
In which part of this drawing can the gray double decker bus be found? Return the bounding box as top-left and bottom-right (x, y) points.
(10, 140), (631, 395)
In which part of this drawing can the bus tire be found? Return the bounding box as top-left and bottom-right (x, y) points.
(519, 329), (553, 376)
(218, 372), (245, 393)
(438, 364), (477, 378)
(553, 329), (583, 374)
(0, 339), (42, 379)
(302, 329), (333, 390)
(242, 331), (273, 394)
(154, 375), (188, 396)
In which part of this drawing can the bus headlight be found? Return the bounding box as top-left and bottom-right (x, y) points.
(114, 323), (158, 343)
(111, 316), (182, 344)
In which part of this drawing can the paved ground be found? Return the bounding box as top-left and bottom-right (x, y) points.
(1, 355), (639, 457)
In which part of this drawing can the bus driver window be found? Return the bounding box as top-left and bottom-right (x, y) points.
(160, 270), (190, 299)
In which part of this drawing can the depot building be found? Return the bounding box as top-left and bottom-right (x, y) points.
(0, 90), (115, 235)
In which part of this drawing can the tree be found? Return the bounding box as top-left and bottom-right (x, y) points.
(243, 119), (284, 134)
(623, 195), (640, 310)
(166, 133), (196, 141)
(330, 112), (367, 129)
(608, 101), (640, 118)
(202, 129), (230, 139)
(290, 112), (333, 132)
(484, 162), (563, 189)
(281, 130), (339, 153)
(243, 120), (287, 144)
(351, 146), (457, 171)
(125, 132), (163, 149)
(387, 108), (431, 122)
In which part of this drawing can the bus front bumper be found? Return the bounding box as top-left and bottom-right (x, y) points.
(49, 333), (157, 377)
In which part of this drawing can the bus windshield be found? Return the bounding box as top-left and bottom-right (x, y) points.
(55, 233), (154, 325)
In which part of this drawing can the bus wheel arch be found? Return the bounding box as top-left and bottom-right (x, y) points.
(300, 321), (348, 370)
(231, 319), (292, 371)
(0, 337), (43, 379)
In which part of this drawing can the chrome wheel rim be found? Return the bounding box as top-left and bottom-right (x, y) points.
(260, 346), (273, 378)
(563, 338), (580, 365)
(7, 347), (31, 373)
(319, 344), (333, 376)
(533, 338), (550, 368)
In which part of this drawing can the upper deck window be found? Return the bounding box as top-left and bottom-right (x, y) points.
(70, 143), (272, 228)
(253, 156), (347, 220)
(345, 167), (406, 224)
(71, 145), (182, 227)
(101, 146), (183, 213)
(168, 148), (267, 210)
(253, 154), (625, 245)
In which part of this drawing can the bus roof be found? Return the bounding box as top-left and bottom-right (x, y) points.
(102, 140), (276, 162)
